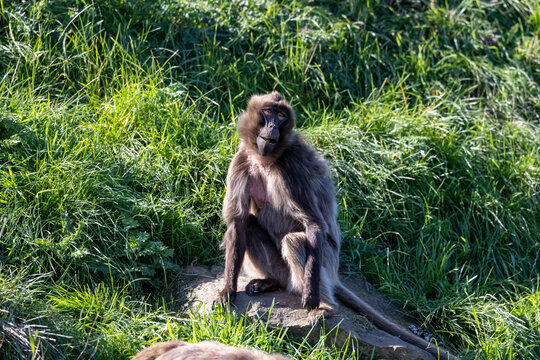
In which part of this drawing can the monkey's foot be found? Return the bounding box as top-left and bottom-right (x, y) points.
(212, 288), (237, 309)
(245, 278), (280, 295)
(307, 305), (335, 326)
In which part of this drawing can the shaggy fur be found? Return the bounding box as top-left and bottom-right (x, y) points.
(132, 340), (289, 360)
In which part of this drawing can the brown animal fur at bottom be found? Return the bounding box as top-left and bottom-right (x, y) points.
(132, 340), (290, 360)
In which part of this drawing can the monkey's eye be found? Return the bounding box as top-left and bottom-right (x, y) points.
(263, 109), (273, 116)
(277, 112), (286, 120)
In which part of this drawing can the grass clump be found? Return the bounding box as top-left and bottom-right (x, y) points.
(1, 0), (539, 359)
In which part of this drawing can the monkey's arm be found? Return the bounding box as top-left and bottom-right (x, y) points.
(302, 222), (323, 309)
(219, 152), (250, 304)
(220, 219), (247, 303)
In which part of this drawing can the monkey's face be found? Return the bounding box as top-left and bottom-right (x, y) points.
(238, 92), (295, 157)
(257, 107), (288, 156)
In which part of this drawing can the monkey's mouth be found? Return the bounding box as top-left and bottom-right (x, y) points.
(257, 134), (279, 156)
(260, 136), (277, 144)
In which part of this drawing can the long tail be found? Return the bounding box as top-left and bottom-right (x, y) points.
(335, 282), (459, 360)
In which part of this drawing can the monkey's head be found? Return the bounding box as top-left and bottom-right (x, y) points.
(238, 91), (296, 158)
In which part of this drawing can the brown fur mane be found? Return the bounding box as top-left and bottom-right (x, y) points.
(237, 91), (296, 163)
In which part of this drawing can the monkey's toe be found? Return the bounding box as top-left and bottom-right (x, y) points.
(307, 309), (327, 325)
(245, 282), (256, 296)
(307, 303), (335, 325)
(213, 289), (236, 308)
(211, 298), (223, 309)
(245, 279), (264, 295)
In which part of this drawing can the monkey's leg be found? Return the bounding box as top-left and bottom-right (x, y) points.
(282, 232), (337, 324)
(281, 232), (307, 294)
(243, 215), (290, 295)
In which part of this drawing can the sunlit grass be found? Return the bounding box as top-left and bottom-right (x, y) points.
(1, 0), (538, 358)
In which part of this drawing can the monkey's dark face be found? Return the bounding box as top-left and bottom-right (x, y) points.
(238, 92), (295, 158)
(257, 107), (288, 156)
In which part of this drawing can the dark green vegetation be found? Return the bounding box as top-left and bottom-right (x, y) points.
(0, 0), (538, 358)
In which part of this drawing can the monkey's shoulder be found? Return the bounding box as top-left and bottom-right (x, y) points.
(277, 133), (330, 176)
(228, 135), (331, 188)
(229, 148), (250, 167)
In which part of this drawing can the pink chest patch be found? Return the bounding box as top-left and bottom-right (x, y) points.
(248, 158), (273, 208)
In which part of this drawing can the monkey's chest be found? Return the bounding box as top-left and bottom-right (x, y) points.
(248, 170), (273, 208)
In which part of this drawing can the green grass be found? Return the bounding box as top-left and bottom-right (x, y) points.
(0, 0), (539, 358)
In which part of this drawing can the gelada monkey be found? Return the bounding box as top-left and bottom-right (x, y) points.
(218, 92), (458, 359)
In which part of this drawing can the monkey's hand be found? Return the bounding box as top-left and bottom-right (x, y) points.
(213, 288), (237, 308)
(301, 285), (320, 310)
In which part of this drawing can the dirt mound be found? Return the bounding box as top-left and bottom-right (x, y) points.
(176, 266), (435, 360)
